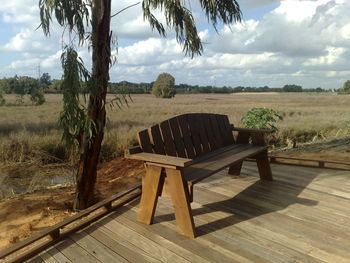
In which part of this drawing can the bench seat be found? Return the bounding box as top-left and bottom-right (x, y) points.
(125, 113), (273, 238)
(184, 144), (267, 184)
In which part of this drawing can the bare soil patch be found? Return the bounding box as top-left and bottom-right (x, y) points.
(0, 157), (144, 251)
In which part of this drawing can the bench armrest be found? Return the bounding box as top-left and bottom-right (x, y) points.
(125, 151), (193, 168)
(232, 127), (274, 134)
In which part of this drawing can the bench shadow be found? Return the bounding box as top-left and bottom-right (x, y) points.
(156, 163), (319, 237)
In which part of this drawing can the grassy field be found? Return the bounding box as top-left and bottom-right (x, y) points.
(0, 92), (349, 165)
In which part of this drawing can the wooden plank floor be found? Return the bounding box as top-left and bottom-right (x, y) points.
(28, 162), (350, 263)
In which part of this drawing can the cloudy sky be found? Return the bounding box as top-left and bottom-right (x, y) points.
(0, 0), (349, 89)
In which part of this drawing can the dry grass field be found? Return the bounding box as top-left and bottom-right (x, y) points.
(1, 92), (349, 165)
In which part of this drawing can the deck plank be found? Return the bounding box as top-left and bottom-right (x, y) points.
(109, 211), (212, 263)
(129, 203), (272, 263)
(46, 247), (72, 263)
(155, 201), (302, 263)
(191, 187), (350, 261)
(25, 162), (350, 263)
(55, 239), (100, 263)
(102, 217), (191, 263)
(86, 222), (161, 263)
(69, 231), (128, 263)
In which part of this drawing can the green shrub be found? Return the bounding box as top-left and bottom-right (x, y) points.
(0, 90), (5, 106)
(30, 87), (46, 105)
(339, 80), (350, 94)
(241, 107), (283, 131)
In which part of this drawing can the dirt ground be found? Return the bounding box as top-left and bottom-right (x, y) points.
(0, 157), (144, 251)
(0, 137), (349, 252)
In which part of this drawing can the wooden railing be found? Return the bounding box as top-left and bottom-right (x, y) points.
(269, 155), (350, 171)
(0, 183), (141, 263)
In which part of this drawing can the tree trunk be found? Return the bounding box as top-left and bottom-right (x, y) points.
(74, 0), (112, 210)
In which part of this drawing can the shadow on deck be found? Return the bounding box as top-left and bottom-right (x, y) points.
(24, 162), (350, 262)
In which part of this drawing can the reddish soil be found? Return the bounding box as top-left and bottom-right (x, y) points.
(0, 157), (144, 251)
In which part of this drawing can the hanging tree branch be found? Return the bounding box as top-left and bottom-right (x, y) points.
(111, 2), (141, 18)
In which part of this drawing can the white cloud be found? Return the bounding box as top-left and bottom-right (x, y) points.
(1, 0), (350, 89)
(1, 28), (56, 53)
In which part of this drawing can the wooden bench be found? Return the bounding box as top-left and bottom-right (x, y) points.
(125, 113), (273, 238)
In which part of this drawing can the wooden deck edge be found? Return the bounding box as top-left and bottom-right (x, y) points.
(247, 155), (350, 171)
(0, 183), (142, 263)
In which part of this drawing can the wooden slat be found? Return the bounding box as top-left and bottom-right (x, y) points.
(55, 238), (97, 263)
(222, 115), (235, 144)
(85, 225), (159, 263)
(120, 206), (243, 263)
(191, 144), (242, 165)
(177, 115), (196, 158)
(137, 129), (153, 153)
(184, 144), (267, 184)
(209, 114), (224, 147)
(103, 219), (191, 263)
(169, 117), (187, 158)
(46, 247), (72, 263)
(26, 256), (44, 263)
(125, 152), (193, 167)
(150, 125), (165, 155)
(112, 210), (211, 263)
(159, 120), (177, 156)
(216, 114), (230, 146)
(202, 114), (218, 150)
(270, 155), (350, 166)
(187, 114), (203, 156)
(195, 114), (211, 153)
(70, 231), (129, 263)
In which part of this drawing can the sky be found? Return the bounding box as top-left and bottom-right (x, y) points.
(0, 0), (349, 89)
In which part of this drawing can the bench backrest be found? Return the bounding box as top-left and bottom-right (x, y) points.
(137, 113), (235, 159)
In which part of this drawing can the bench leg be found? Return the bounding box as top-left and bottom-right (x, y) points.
(137, 165), (163, 224)
(166, 168), (196, 238)
(255, 150), (273, 181)
(228, 161), (243, 176)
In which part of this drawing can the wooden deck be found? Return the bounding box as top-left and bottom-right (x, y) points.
(27, 162), (350, 263)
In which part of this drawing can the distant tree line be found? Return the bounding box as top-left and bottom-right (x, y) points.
(108, 82), (330, 94)
(0, 74), (48, 105)
(0, 73), (335, 103)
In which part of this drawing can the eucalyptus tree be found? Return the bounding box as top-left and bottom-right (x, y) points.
(39, 0), (242, 210)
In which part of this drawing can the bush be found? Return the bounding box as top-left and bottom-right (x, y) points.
(339, 80), (350, 94)
(241, 107), (283, 131)
(0, 89), (5, 106)
(152, 73), (175, 98)
(30, 87), (46, 105)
